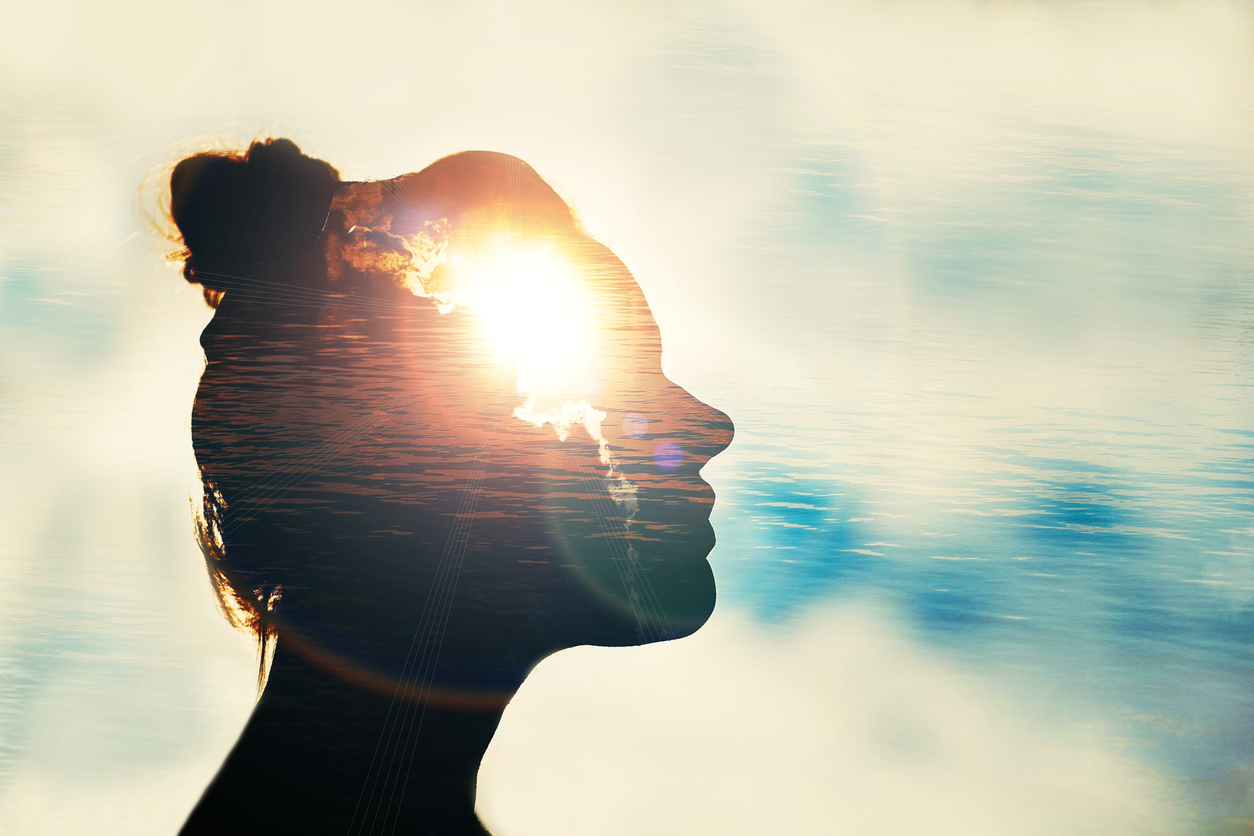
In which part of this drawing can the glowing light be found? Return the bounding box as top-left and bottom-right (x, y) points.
(654, 441), (683, 471)
(415, 237), (636, 508)
(622, 413), (648, 439)
(424, 239), (613, 453)
(439, 241), (595, 395)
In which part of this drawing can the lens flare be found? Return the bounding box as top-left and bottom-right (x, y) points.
(435, 240), (595, 393)
(420, 238), (624, 480)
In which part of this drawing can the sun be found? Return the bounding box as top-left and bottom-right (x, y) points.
(420, 235), (610, 431)
(454, 242), (594, 391)
(408, 234), (632, 474)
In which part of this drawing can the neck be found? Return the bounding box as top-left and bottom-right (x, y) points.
(181, 638), (506, 835)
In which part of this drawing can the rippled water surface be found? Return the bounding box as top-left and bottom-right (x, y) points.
(2, 2), (1253, 834)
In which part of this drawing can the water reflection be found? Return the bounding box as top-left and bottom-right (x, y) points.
(173, 140), (732, 834)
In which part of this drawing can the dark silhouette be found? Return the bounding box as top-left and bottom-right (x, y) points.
(170, 139), (733, 835)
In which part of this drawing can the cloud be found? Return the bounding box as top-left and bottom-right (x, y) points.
(479, 604), (1193, 836)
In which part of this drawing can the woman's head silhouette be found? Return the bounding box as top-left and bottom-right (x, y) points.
(170, 138), (733, 835)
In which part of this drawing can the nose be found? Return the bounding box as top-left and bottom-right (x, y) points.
(673, 383), (734, 469)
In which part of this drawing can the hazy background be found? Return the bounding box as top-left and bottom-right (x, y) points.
(1, 1), (1252, 833)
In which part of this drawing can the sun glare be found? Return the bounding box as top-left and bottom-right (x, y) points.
(454, 243), (594, 392)
(429, 239), (615, 461)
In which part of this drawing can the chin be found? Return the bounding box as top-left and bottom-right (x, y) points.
(630, 524), (718, 643)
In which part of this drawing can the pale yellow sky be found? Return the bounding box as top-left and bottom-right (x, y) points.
(1, 3), (1252, 834)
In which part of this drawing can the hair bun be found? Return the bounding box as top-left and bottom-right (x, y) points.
(171, 138), (340, 296)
